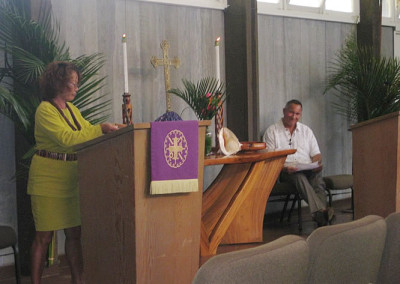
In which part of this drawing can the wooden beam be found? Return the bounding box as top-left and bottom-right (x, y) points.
(357, 0), (382, 57)
(225, 0), (259, 141)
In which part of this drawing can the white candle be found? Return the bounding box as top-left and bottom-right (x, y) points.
(122, 34), (129, 93)
(215, 37), (221, 83)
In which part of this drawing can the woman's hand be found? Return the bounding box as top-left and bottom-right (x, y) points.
(100, 123), (119, 134)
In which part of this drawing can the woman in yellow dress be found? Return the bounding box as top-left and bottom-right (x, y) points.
(28, 61), (119, 284)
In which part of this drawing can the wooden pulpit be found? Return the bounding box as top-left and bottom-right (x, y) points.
(351, 112), (400, 219)
(74, 122), (208, 284)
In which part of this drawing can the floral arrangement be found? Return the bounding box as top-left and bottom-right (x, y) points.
(168, 77), (226, 120)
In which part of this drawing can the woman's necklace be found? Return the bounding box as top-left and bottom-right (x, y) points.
(50, 101), (82, 131)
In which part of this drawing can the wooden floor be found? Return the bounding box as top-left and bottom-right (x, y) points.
(0, 198), (353, 284)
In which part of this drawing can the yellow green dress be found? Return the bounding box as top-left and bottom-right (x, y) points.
(28, 101), (103, 231)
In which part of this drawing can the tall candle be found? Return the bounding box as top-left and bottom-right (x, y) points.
(122, 34), (129, 93)
(215, 37), (221, 82)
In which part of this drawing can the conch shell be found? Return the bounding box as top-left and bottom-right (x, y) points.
(218, 127), (242, 156)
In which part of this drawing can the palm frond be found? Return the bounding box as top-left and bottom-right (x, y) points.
(325, 34), (400, 123)
(0, 85), (30, 130)
(0, 1), (110, 175)
(168, 77), (226, 120)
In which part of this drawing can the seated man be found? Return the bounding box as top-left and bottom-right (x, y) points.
(263, 99), (333, 226)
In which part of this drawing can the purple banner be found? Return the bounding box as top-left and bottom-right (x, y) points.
(151, 120), (198, 181)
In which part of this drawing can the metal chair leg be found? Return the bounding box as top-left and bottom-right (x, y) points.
(297, 194), (302, 231)
(279, 195), (291, 223)
(287, 195), (297, 222)
(327, 188), (333, 207)
(351, 187), (354, 220)
(12, 244), (21, 284)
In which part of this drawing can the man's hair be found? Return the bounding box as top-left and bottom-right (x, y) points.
(285, 99), (302, 109)
(39, 61), (81, 100)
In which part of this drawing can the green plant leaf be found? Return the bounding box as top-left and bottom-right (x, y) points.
(168, 77), (227, 120)
(325, 33), (400, 123)
(0, 1), (111, 176)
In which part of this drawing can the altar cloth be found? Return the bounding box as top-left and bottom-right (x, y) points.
(150, 120), (199, 195)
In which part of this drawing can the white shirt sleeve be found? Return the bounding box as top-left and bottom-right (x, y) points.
(308, 129), (321, 158)
(263, 125), (277, 150)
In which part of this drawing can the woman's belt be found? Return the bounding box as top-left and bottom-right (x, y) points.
(35, 150), (77, 161)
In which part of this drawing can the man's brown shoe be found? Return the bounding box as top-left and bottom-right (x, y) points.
(327, 207), (335, 224)
(313, 210), (328, 227)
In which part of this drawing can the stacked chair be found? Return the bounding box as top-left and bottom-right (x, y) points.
(0, 225), (21, 284)
(269, 182), (303, 231)
(268, 174), (354, 231)
(323, 174), (354, 219)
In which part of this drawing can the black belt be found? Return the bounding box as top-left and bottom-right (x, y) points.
(35, 150), (77, 161)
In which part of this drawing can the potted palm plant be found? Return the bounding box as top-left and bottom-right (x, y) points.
(0, 1), (110, 273)
(168, 77), (226, 155)
(324, 34), (400, 219)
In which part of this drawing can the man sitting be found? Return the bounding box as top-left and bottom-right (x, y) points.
(263, 99), (333, 226)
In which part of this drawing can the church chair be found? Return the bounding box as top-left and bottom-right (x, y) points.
(377, 212), (400, 283)
(193, 235), (309, 284)
(323, 174), (354, 219)
(307, 215), (386, 283)
(0, 225), (21, 284)
(269, 181), (303, 231)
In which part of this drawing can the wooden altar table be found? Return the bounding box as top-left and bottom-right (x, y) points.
(201, 149), (296, 256)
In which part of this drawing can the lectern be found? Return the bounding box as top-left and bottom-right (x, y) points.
(351, 112), (400, 219)
(74, 122), (208, 284)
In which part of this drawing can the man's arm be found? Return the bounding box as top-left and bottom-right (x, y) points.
(262, 127), (275, 150)
(264, 125), (299, 173)
(311, 153), (323, 172)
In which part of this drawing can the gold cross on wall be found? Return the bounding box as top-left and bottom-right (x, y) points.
(151, 40), (180, 112)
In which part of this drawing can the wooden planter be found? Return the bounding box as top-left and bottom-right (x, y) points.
(350, 112), (400, 219)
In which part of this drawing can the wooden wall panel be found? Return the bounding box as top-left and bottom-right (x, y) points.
(258, 17), (394, 179)
(382, 26), (394, 57)
(50, 0), (225, 123)
(258, 15), (354, 177)
(49, 1), (394, 180)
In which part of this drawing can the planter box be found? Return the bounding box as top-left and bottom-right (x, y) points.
(350, 112), (400, 219)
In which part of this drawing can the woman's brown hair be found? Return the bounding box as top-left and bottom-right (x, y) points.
(39, 61), (81, 100)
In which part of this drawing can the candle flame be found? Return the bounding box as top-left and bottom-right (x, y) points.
(215, 37), (221, 46)
(122, 33), (127, 42)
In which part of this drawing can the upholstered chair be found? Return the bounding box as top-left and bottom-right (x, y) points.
(377, 212), (400, 284)
(307, 215), (386, 284)
(193, 235), (309, 284)
(323, 174), (354, 219)
(269, 182), (303, 231)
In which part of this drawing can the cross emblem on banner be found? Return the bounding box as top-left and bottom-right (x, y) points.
(151, 40), (180, 112)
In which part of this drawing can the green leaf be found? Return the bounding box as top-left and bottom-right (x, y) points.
(0, 1), (110, 175)
(168, 77), (227, 120)
(325, 33), (400, 123)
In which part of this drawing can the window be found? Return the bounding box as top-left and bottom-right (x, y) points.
(382, 0), (393, 18)
(257, 0), (358, 23)
(289, 0), (321, 8)
(136, 0), (227, 10)
(258, 0), (279, 3)
(325, 0), (353, 13)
